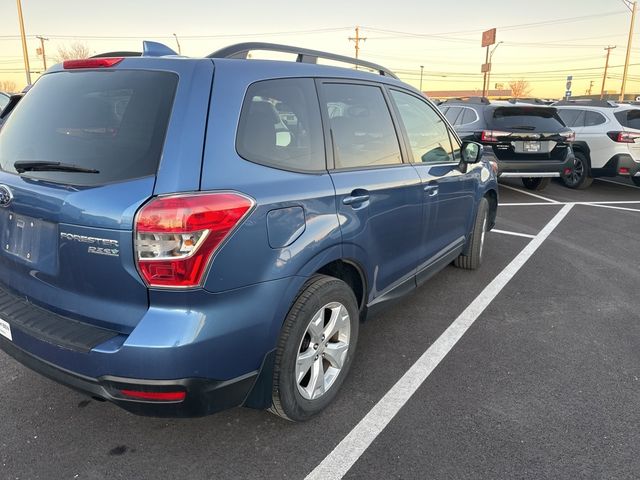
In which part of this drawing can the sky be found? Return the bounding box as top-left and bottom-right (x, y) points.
(0, 0), (636, 98)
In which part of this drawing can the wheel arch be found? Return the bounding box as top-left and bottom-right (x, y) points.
(484, 188), (498, 230)
(572, 141), (592, 170)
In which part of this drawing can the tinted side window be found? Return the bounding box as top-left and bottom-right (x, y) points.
(322, 83), (402, 169)
(557, 109), (584, 127)
(459, 107), (478, 126)
(390, 90), (455, 164)
(444, 106), (462, 124)
(236, 78), (325, 172)
(584, 111), (606, 127)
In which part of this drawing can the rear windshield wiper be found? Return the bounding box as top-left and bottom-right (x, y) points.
(14, 161), (100, 174)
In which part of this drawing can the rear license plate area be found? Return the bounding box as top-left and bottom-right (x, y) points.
(1, 211), (57, 271)
(523, 141), (541, 152)
(4, 213), (42, 262)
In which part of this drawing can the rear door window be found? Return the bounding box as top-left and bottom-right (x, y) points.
(584, 111), (606, 127)
(489, 106), (566, 131)
(614, 109), (640, 130)
(321, 83), (402, 169)
(444, 106), (462, 125)
(557, 109), (585, 128)
(236, 78), (325, 172)
(459, 107), (478, 126)
(0, 70), (178, 186)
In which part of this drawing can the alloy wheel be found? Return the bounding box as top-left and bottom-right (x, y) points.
(295, 302), (351, 400)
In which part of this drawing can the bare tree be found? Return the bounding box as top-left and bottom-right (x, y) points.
(509, 79), (533, 98)
(0, 80), (17, 93)
(55, 42), (91, 62)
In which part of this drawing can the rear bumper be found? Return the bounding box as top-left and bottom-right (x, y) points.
(592, 154), (640, 177)
(492, 149), (574, 178)
(0, 335), (258, 417)
(0, 275), (302, 417)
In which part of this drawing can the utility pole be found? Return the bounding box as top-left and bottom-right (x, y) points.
(349, 26), (366, 66)
(620, 0), (637, 101)
(16, 0), (31, 85)
(172, 33), (182, 55)
(586, 80), (594, 95)
(36, 35), (48, 71)
(601, 45), (616, 100)
(486, 41), (503, 98)
(419, 65), (424, 92)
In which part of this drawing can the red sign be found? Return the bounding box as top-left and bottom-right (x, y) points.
(481, 28), (496, 47)
(481, 63), (491, 73)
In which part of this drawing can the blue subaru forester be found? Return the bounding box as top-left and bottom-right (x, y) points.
(0, 41), (498, 421)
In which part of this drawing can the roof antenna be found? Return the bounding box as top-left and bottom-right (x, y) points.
(142, 41), (178, 57)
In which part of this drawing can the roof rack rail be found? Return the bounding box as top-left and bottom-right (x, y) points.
(207, 42), (398, 79)
(441, 96), (490, 105)
(553, 99), (618, 108)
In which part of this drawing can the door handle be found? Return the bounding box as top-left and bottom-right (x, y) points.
(343, 193), (370, 206)
(424, 184), (439, 197)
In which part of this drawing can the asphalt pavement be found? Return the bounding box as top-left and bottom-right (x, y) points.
(1, 177), (638, 480)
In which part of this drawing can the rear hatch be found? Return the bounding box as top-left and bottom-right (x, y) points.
(0, 61), (210, 333)
(613, 108), (640, 158)
(479, 106), (572, 161)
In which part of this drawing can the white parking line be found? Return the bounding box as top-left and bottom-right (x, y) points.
(586, 203), (640, 213)
(491, 229), (537, 239)
(499, 200), (640, 206)
(499, 202), (562, 206)
(305, 203), (575, 480)
(596, 178), (640, 190)
(499, 184), (560, 203)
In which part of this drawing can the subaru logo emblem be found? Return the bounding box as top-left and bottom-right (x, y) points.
(0, 185), (13, 208)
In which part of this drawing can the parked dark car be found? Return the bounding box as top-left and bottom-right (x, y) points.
(439, 97), (575, 190)
(0, 41), (498, 421)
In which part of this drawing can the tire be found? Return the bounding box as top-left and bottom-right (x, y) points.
(269, 275), (359, 422)
(454, 197), (488, 270)
(631, 177), (640, 187)
(521, 177), (551, 190)
(561, 151), (593, 189)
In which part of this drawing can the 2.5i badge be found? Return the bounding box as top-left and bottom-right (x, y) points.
(59, 232), (120, 257)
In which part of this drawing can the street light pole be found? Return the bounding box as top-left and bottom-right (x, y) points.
(419, 65), (424, 92)
(16, 0), (31, 85)
(486, 41), (503, 98)
(172, 33), (182, 55)
(619, 0), (637, 101)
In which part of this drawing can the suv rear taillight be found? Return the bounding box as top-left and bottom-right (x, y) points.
(559, 131), (575, 143)
(607, 131), (640, 143)
(135, 192), (254, 288)
(480, 130), (512, 142)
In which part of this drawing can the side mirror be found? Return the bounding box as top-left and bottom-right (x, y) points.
(461, 141), (483, 164)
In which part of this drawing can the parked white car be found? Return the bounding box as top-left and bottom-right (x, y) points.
(555, 100), (640, 188)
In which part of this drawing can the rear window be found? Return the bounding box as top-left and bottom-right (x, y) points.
(0, 70), (178, 186)
(489, 106), (566, 131)
(614, 109), (640, 130)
